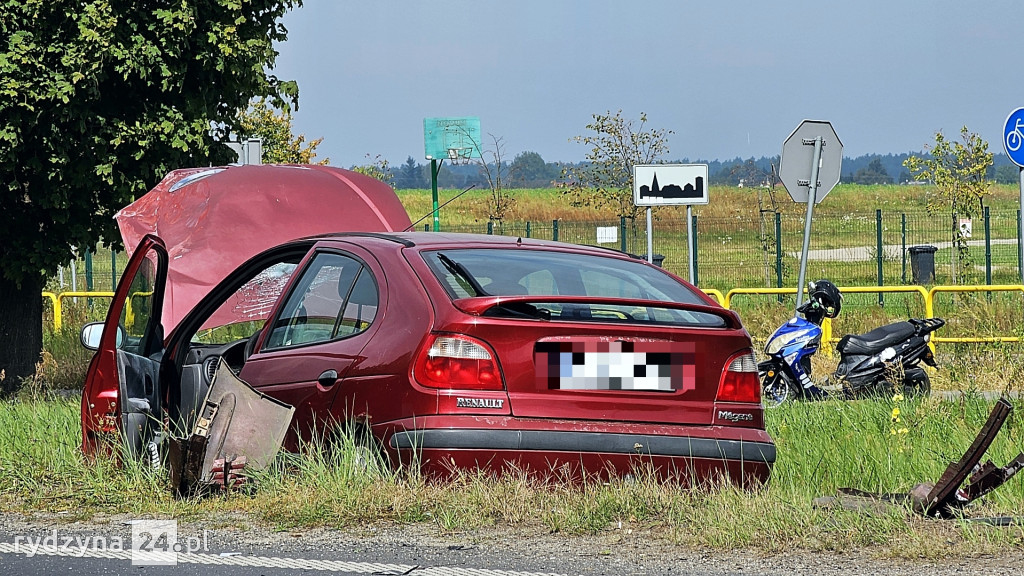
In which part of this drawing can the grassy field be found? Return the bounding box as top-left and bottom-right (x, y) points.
(399, 182), (1024, 227)
(16, 182), (1024, 555)
(397, 184), (1024, 293)
(3, 394), (1024, 556)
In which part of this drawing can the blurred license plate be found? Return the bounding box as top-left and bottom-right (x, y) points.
(535, 341), (695, 392)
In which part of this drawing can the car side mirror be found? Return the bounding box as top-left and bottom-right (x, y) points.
(81, 322), (124, 350)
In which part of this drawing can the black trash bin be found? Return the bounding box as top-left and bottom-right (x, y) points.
(641, 254), (665, 268)
(908, 245), (937, 284)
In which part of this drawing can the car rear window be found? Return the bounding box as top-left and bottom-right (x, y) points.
(423, 249), (724, 327)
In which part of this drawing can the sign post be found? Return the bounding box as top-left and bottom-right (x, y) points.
(779, 120), (843, 308)
(633, 164), (709, 284)
(1002, 108), (1024, 282)
(423, 117), (482, 231)
(646, 207), (653, 264)
(429, 159), (442, 231)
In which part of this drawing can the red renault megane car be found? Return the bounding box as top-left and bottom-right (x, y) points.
(82, 230), (773, 486)
(80, 164), (772, 486)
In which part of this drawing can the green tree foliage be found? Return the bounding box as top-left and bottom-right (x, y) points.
(904, 127), (993, 215)
(510, 151), (558, 187)
(994, 164), (1020, 185)
(852, 158), (892, 185)
(351, 154), (394, 187)
(0, 0), (302, 388)
(715, 158), (772, 187)
(562, 111), (672, 222)
(904, 126), (994, 282)
(235, 98), (326, 165)
(395, 156), (426, 189)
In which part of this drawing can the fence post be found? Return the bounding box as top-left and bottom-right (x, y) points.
(876, 209), (884, 306)
(952, 212), (958, 283)
(552, 219), (559, 242)
(619, 216), (627, 252)
(424, 224), (430, 231)
(985, 206), (992, 286)
(775, 212), (783, 302)
(526, 221), (531, 238)
(901, 213), (907, 284)
(84, 250), (93, 292)
(691, 213), (699, 286)
(110, 250), (117, 292)
(487, 221), (493, 235)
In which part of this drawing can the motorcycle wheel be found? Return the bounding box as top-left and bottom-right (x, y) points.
(902, 370), (931, 398)
(761, 371), (796, 407)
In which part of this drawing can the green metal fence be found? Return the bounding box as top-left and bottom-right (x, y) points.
(439, 209), (1024, 292)
(63, 209), (1024, 296)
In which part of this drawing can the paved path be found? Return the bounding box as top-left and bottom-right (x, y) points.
(792, 238), (1019, 262)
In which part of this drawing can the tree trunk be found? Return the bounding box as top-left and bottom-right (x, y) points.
(0, 273), (44, 394)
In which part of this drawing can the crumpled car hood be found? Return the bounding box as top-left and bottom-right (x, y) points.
(116, 164), (412, 333)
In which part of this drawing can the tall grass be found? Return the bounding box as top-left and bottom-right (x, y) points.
(0, 398), (174, 517)
(4, 395), (1024, 555)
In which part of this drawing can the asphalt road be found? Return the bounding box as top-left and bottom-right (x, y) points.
(0, 520), (666, 576)
(2, 514), (1023, 575)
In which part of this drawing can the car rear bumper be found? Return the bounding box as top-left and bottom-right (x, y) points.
(379, 416), (774, 487)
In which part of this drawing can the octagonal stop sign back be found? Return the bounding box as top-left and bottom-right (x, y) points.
(779, 120), (843, 204)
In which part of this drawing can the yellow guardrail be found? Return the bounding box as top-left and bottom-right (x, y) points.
(723, 285), (932, 356)
(41, 292), (60, 331)
(42, 285), (1024, 345)
(719, 284), (1024, 347)
(722, 287), (803, 310)
(42, 291), (115, 332)
(927, 285), (1024, 344)
(702, 288), (724, 305)
(723, 285), (929, 312)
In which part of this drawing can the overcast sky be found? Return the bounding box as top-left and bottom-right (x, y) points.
(274, 1), (1022, 167)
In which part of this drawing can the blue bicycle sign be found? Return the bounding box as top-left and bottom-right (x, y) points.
(1004, 108), (1024, 167)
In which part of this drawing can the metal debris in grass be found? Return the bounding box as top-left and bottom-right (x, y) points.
(814, 397), (1024, 522)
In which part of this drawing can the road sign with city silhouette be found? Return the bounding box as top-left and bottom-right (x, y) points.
(633, 164), (709, 206)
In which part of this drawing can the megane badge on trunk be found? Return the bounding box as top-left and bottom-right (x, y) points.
(718, 410), (754, 422)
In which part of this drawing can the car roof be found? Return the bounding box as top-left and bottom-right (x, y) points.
(302, 231), (640, 258)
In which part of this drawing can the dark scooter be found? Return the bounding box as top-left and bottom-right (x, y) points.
(759, 280), (944, 406)
(832, 316), (944, 399)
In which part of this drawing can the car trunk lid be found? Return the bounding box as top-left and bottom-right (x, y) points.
(447, 296), (756, 427)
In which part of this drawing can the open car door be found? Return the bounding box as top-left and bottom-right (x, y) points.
(81, 234), (167, 457)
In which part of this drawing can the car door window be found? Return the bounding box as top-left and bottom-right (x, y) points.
(264, 252), (377, 349)
(192, 261), (299, 345)
(336, 269), (378, 337)
(121, 254), (160, 356)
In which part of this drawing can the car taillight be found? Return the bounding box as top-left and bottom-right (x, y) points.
(716, 351), (761, 403)
(414, 334), (504, 390)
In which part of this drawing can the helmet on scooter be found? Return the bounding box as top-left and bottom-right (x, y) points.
(807, 279), (842, 319)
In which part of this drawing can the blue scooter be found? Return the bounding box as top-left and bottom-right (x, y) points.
(758, 294), (832, 406)
(758, 280), (943, 406)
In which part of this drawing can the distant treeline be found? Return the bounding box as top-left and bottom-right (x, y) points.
(378, 152), (1021, 190)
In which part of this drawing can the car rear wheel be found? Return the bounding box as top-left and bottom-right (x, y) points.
(331, 423), (391, 477)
